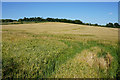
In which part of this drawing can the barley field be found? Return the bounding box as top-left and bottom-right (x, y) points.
(2, 22), (119, 78)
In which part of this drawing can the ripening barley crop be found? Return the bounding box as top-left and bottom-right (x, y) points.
(2, 22), (119, 78)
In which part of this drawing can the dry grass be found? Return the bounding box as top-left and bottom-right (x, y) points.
(51, 47), (114, 78)
(50, 47), (100, 78)
(2, 22), (118, 78)
(2, 22), (118, 42)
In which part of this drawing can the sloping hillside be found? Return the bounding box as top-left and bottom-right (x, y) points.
(2, 22), (119, 78)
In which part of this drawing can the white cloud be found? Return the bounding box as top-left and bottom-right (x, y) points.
(109, 12), (113, 15)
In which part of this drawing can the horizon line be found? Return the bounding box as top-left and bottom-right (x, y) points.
(1, 17), (119, 25)
(1, 0), (120, 2)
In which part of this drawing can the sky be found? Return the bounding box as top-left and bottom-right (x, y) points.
(1, 0), (120, 2)
(2, 2), (118, 25)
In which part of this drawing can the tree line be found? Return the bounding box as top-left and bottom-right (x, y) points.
(1, 17), (120, 28)
(1, 19), (17, 22)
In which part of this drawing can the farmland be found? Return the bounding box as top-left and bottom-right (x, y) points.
(2, 22), (119, 78)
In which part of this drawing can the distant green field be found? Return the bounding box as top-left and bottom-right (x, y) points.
(2, 22), (119, 78)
